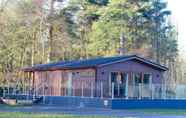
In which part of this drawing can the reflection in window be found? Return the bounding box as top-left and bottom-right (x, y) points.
(144, 74), (152, 84)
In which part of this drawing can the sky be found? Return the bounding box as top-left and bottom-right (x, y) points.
(167, 0), (186, 59)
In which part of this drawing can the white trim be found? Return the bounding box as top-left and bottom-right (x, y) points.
(67, 72), (72, 96)
(97, 56), (167, 71)
(125, 74), (128, 99)
(109, 73), (112, 96)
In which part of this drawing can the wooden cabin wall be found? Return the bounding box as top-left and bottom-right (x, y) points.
(61, 69), (96, 97)
(47, 71), (62, 96)
(34, 69), (96, 97)
(71, 69), (95, 97)
(34, 71), (45, 95)
(34, 71), (62, 96)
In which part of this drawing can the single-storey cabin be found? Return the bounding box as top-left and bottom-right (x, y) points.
(23, 55), (168, 99)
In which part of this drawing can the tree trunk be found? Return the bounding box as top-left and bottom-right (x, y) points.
(47, 0), (55, 63)
(119, 32), (125, 56)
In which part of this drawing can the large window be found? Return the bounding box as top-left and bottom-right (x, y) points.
(143, 74), (152, 85)
(133, 73), (142, 85)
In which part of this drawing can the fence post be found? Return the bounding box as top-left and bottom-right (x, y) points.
(101, 82), (103, 99)
(112, 82), (114, 99)
(91, 82), (94, 98)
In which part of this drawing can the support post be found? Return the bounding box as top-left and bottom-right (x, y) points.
(81, 82), (84, 98)
(112, 82), (114, 99)
(117, 83), (120, 97)
(101, 82), (103, 99)
(26, 72), (29, 100)
(43, 83), (45, 104)
(72, 86), (74, 96)
(125, 74), (128, 99)
(150, 76), (153, 99)
(141, 73), (144, 99)
(3, 85), (5, 98)
(91, 82), (94, 98)
(7, 81), (10, 97)
(151, 84), (154, 100)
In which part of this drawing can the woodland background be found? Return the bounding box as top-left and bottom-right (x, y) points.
(0, 0), (185, 85)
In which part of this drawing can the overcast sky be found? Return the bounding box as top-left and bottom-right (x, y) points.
(167, 0), (186, 58)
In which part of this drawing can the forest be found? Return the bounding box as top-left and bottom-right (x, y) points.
(0, 0), (185, 84)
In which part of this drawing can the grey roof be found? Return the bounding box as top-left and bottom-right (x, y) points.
(23, 55), (168, 71)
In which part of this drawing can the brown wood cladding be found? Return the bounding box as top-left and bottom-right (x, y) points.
(34, 69), (96, 96)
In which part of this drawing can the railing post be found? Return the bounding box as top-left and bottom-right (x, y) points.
(8, 82), (10, 97)
(73, 85), (75, 97)
(140, 84), (142, 99)
(117, 83), (120, 97)
(112, 82), (114, 99)
(81, 82), (84, 98)
(26, 83), (29, 100)
(163, 84), (166, 100)
(3, 86), (5, 98)
(151, 84), (154, 100)
(91, 82), (94, 98)
(43, 83), (45, 104)
(125, 75), (129, 99)
(101, 82), (103, 99)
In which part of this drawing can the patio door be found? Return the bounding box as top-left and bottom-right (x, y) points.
(132, 73), (152, 99)
(133, 73), (142, 98)
(142, 74), (152, 98)
(110, 72), (128, 98)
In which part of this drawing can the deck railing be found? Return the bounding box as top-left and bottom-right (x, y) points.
(1, 82), (186, 100)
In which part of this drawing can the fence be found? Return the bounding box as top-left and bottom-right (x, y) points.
(1, 82), (186, 100)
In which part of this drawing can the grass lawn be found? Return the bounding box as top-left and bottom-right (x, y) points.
(0, 112), (115, 118)
(132, 109), (186, 115)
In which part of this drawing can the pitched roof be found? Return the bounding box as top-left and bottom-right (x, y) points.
(22, 55), (168, 72)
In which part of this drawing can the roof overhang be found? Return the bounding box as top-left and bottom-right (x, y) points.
(97, 55), (168, 71)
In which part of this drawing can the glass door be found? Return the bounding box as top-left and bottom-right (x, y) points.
(142, 74), (152, 98)
(133, 73), (142, 99)
(110, 72), (128, 98)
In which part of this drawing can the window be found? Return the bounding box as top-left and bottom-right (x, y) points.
(79, 71), (95, 78)
(133, 73), (142, 85)
(143, 74), (152, 84)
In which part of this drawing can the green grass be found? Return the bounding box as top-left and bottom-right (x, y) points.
(0, 112), (114, 118)
(131, 109), (186, 115)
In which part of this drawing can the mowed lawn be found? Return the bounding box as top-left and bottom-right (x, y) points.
(0, 112), (114, 118)
(132, 109), (186, 115)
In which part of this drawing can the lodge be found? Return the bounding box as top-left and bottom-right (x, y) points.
(23, 55), (167, 100)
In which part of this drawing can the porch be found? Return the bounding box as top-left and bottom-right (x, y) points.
(1, 70), (168, 100)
